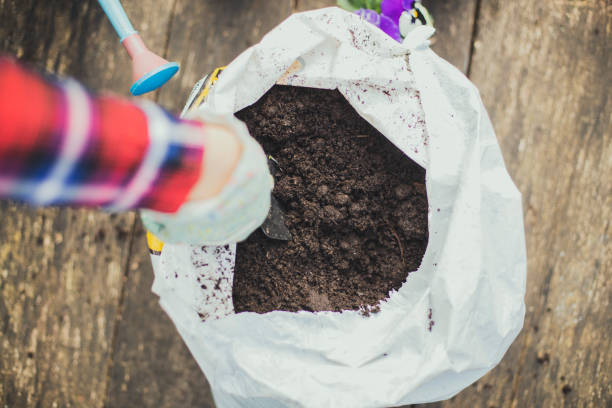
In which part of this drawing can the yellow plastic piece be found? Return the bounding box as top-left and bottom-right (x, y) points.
(147, 231), (165, 255)
(193, 66), (227, 109)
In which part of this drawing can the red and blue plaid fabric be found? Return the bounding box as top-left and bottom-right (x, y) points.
(0, 58), (204, 213)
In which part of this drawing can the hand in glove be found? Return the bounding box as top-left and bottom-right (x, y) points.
(141, 112), (273, 245)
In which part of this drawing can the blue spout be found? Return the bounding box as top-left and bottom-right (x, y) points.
(97, 0), (137, 41)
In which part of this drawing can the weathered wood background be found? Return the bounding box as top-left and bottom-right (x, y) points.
(0, 0), (610, 407)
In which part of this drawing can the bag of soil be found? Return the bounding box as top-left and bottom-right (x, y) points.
(148, 7), (526, 407)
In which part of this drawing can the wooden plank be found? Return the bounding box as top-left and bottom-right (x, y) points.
(426, 0), (478, 74)
(293, 0), (336, 12)
(106, 2), (293, 407)
(155, 0), (294, 112)
(419, 1), (612, 408)
(0, 0), (174, 406)
(105, 222), (214, 408)
(0, 0), (172, 95)
(0, 204), (136, 407)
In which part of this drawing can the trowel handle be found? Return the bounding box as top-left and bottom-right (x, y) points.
(97, 0), (138, 41)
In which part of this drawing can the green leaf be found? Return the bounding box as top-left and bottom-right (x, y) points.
(336, 0), (382, 13)
(337, 0), (383, 13)
(337, 0), (359, 11)
(373, 0), (383, 13)
(363, 0), (382, 13)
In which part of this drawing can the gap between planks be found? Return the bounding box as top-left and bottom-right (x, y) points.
(101, 1), (180, 403)
(291, 0), (300, 13)
(465, 0), (482, 78)
(102, 217), (140, 407)
(158, 0), (180, 105)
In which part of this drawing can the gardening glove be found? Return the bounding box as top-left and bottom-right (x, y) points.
(140, 112), (273, 245)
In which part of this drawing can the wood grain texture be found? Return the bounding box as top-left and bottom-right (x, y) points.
(0, 204), (136, 407)
(105, 223), (214, 408)
(293, 0), (336, 12)
(0, 0), (172, 406)
(426, 0), (478, 74)
(156, 0), (294, 112)
(0, 0), (173, 96)
(415, 1), (611, 407)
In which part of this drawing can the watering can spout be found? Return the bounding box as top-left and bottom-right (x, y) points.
(122, 34), (179, 96)
(97, 0), (179, 95)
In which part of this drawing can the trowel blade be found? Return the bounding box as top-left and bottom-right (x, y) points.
(260, 195), (292, 241)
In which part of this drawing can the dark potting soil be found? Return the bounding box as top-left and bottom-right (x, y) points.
(233, 85), (428, 314)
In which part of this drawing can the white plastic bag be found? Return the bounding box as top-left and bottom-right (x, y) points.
(149, 8), (526, 407)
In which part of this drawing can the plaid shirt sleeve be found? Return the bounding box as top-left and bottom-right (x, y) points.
(0, 58), (204, 213)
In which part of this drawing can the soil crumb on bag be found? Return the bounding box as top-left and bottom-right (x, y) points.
(233, 86), (428, 314)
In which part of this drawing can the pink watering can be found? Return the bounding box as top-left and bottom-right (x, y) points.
(97, 0), (179, 95)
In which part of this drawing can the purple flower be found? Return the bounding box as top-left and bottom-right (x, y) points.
(354, 8), (402, 42)
(380, 0), (415, 25)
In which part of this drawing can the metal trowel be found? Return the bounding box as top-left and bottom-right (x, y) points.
(261, 195), (291, 240)
(183, 68), (291, 241)
(261, 158), (291, 240)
